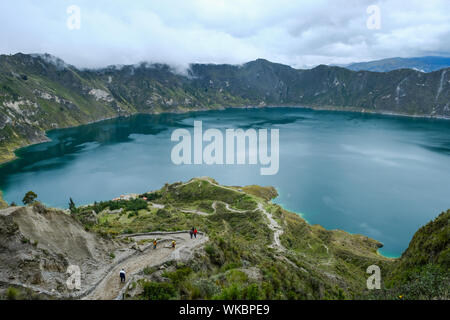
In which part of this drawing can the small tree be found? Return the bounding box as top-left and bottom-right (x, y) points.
(69, 197), (77, 213)
(22, 191), (37, 205)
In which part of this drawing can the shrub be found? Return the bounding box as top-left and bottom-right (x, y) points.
(204, 244), (215, 256)
(191, 279), (220, 299)
(163, 267), (192, 284)
(128, 211), (138, 218)
(244, 283), (262, 300)
(143, 266), (157, 275)
(87, 198), (148, 214)
(215, 283), (242, 300)
(140, 192), (162, 201)
(22, 191), (37, 205)
(156, 208), (171, 218)
(32, 201), (46, 214)
(6, 287), (19, 300)
(226, 270), (248, 283)
(142, 281), (176, 300)
(221, 262), (242, 272)
(388, 264), (449, 300)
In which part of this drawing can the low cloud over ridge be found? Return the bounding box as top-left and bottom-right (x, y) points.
(1, 0), (449, 69)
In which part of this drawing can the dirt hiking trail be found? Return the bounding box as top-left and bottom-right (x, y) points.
(83, 231), (207, 300)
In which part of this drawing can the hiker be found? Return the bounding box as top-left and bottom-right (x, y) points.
(119, 269), (126, 283)
(194, 228), (198, 238)
(189, 228), (194, 239)
(153, 239), (157, 249)
(171, 240), (176, 249)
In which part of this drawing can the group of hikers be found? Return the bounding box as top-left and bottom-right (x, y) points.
(151, 239), (176, 249)
(189, 227), (198, 239)
(119, 227), (199, 283)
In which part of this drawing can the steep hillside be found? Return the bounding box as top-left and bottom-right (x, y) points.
(0, 203), (121, 299)
(359, 210), (449, 300)
(1, 53), (449, 163)
(1, 177), (447, 300)
(381, 210), (449, 299)
(397, 209), (449, 268)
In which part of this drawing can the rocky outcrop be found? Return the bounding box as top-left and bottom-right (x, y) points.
(0, 205), (118, 295)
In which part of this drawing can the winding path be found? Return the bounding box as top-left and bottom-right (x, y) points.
(178, 178), (285, 251)
(81, 178), (284, 299)
(213, 199), (286, 251)
(180, 209), (209, 216)
(82, 231), (208, 300)
(257, 203), (285, 251)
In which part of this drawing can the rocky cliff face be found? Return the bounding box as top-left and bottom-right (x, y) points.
(1, 53), (449, 162)
(0, 204), (120, 298)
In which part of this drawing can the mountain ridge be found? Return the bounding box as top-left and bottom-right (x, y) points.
(1, 53), (449, 163)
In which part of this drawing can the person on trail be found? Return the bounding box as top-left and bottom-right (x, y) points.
(119, 269), (126, 283)
(171, 240), (176, 249)
(153, 239), (157, 249)
(189, 228), (194, 239)
(194, 228), (198, 238)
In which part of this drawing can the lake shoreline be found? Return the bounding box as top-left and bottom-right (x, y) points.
(1, 104), (450, 167)
(1, 106), (447, 259)
(271, 196), (398, 259)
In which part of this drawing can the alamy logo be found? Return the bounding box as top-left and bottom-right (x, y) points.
(66, 5), (81, 30)
(366, 5), (381, 30)
(66, 265), (81, 290)
(366, 265), (381, 289)
(170, 121), (279, 175)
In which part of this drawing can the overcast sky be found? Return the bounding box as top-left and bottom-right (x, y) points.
(1, 0), (449, 69)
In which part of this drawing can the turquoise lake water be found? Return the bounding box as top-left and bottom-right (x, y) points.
(1, 107), (450, 257)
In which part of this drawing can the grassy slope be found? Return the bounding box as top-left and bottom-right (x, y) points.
(378, 210), (449, 299)
(1, 178), (448, 300)
(78, 177), (394, 299)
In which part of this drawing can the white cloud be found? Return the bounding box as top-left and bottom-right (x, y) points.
(0, 0), (449, 69)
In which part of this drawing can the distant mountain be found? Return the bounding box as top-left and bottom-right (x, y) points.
(1, 53), (449, 163)
(346, 56), (450, 72)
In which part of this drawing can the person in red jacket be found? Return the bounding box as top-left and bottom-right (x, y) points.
(193, 228), (198, 238)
